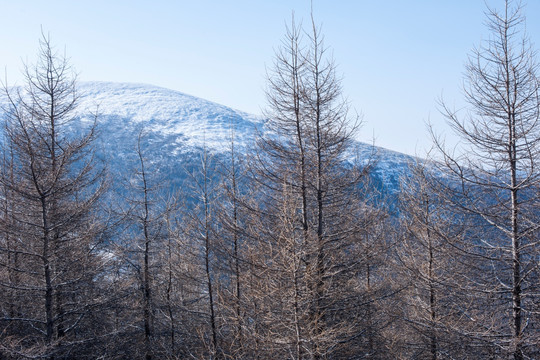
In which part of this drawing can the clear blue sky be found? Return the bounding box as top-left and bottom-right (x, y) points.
(1, 1), (539, 156)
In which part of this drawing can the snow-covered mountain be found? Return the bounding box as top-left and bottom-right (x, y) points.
(3, 81), (416, 196)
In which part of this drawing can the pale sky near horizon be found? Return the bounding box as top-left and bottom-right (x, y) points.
(1, 1), (539, 157)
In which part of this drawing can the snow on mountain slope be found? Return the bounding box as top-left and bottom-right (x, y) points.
(77, 82), (263, 153)
(1, 81), (415, 195)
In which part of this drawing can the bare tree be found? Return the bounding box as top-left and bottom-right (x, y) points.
(175, 143), (223, 359)
(434, 1), (540, 358)
(131, 131), (162, 360)
(213, 117), (253, 358)
(394, 161), (478, 359)
(112, 130), (187, 359)
(161, 203), (211, 359)
(250, 12), (385, 359)
(0, 34), (107, 358)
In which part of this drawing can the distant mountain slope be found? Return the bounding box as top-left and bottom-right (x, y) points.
(2, 81), (416, 196)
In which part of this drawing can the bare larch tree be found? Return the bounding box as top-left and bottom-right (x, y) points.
(0, 34), (107, 358)
(435, 1), (540, 358)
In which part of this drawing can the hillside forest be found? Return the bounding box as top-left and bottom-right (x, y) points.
(1, 1), (540, 359)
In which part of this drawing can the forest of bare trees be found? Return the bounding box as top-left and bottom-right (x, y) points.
(1, 1), (539, 359)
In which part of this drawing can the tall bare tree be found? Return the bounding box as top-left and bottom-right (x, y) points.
(251, 13), (384, 359)
(435, 1), (540, 358)
(0, 34), (107, 358)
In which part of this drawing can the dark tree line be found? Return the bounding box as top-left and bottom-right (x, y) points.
(1, 1), (539, 359)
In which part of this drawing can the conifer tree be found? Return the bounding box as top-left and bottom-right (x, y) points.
(435, 1), (540, 357)
(0, 34), (107, 358)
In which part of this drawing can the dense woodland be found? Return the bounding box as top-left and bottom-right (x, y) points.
(1, 1), (540, 359)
